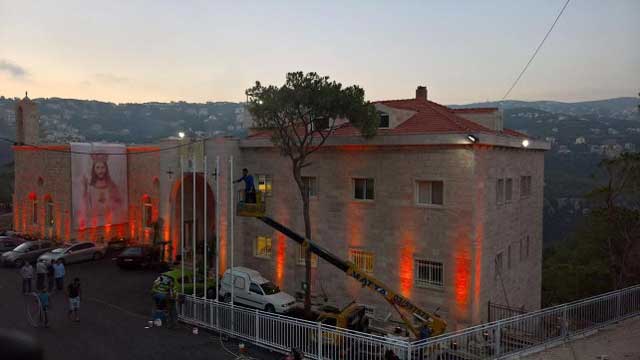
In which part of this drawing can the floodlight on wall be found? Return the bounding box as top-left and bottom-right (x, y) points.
(467, 134), (478, 144)
(522, 139), (530, 148)
(178, 131), (186, 139)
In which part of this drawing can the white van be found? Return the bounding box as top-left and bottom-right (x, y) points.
(219, 267), (296, 313)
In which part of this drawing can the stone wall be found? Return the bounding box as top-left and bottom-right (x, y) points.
(234, 145), (481, 329)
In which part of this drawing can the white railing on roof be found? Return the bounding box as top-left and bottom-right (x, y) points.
(178, 283), (640, 359)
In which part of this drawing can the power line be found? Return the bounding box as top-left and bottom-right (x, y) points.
(502, 0), (571, 100)
(0, 136), (208, 156)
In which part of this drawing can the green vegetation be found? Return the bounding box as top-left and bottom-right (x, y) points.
(245, 72), (379, 316)
(543, 153), (640, 306)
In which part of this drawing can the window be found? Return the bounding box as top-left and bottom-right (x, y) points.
(349, 249), (375, 273)
(254, 236), (272, 259)
(353, 178), (374, 200)
(256, 174), (273, 196)
(45, 201), (54, 227)
(495, 252), (504, 279)
(143, 198), (153, 228)
(505, 178), (513, 202)
(297, 245), (318, 267)
(416, 180), (444, 206)
(507, 245), (512, 269)
(302, 176), (318, 198)
(234, 276), (246, 290)
(378, 112), (390, 128)
(496, 179), (504, 205)
(415, 259), (444, 288)
(249, 283), (263, 295)
(526, 235), (530, 258)
(520, 176), (532, 198)
(32, 199), (38, 224)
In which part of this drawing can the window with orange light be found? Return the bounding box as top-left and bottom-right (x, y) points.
(254, 236), (272, 259)
(256, 174), (273, 196)
(348, 248), (374, 273)
(415, 259), (443, 288)
(296, 245), (318, 267)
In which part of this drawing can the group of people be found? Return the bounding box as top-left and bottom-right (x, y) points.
(20, 259), (65, 294)
(20, 260), (81, 327)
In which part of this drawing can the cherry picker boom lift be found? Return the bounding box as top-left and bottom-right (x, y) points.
(237, 195), (447, 338)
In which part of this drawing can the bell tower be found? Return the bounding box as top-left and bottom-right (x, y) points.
(15, 91), (39, 145)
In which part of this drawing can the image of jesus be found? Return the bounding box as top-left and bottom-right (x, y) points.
(82, 154), (123, 226)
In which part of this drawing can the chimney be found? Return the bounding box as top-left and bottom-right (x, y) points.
(416, 86), (427, 100)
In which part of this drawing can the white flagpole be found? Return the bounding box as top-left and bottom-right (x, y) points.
(192, 152), (196, 297)
(180, 155), (184, 294)
(203, 154), (207, 299)
(229, 155), (234, 306)
(215, 156), (220, 302)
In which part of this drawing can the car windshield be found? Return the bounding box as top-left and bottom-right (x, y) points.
(12, 243), (31, 253)
(52, 248), (67, 254)
(260, 282), (280, 295)
(122, 247), (143, 256)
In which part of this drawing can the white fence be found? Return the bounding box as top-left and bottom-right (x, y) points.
(178, 284), (640, 359)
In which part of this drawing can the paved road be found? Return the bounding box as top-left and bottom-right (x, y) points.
(524, 316), (640, 360)
(0, 256), (281, 360)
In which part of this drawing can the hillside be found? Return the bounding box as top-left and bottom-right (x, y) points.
(0, 96), (638, 245)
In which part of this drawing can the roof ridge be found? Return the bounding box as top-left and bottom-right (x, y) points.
(425, 100), (492, 133)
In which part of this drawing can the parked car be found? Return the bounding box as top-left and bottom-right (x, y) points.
(219, 267), (296, 314)
(1, 240), (55, 267)
(116, 245), (161, 269)
(0, 236), (26, 254)
(38, 242), (106, 265)
(152, 268), (216, 298)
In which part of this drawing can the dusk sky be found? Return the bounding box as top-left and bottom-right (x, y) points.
(1, 0), (638, 104)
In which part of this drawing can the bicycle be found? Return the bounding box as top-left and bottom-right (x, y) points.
(25, 292), (48, 327)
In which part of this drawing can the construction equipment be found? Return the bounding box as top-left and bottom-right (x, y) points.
(236, 195), (447, 338)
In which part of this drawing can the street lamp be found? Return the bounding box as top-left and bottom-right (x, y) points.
(178, 131), (185, 139)
(522, 139), (530, 148)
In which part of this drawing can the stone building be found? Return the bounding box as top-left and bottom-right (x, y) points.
(12, 87), (548, 329)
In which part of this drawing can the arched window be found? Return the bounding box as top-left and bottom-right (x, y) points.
(142, 196), (153, 228)
(29, 192), (38, 224)
(45, 196), (54, 227)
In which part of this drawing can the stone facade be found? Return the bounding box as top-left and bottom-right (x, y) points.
(12, 92), (548, 331)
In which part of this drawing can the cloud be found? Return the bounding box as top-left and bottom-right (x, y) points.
(0, 59), (28, 78)
(95, 73), (129, 84)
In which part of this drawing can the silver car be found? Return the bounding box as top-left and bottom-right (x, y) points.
(38, 242), (106, 265)
(1, 240), (55, 267)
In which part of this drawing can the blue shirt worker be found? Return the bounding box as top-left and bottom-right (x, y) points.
(234, 168), (256, 203)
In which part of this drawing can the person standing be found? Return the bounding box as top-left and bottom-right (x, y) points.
(46, 261), (55, 292)
(36, 260), (47, 291)
(20, 262), (33, 294)
(53, 259), (65, 291)
(234, 168), (256, 203)
(67, 278), (81, 322)
(166, 278), (177, 329)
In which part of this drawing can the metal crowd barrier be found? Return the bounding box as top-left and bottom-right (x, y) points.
(178, 283), (640, 359)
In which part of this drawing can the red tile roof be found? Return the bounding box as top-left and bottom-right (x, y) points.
(247, 98), (525, 139)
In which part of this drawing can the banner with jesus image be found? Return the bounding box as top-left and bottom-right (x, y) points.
(71, 143), (128, 229)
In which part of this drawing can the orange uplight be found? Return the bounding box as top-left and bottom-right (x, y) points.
(398, 231), (415, 297)
(454, 256), (471, 309)
(275, 233), (286, 286)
